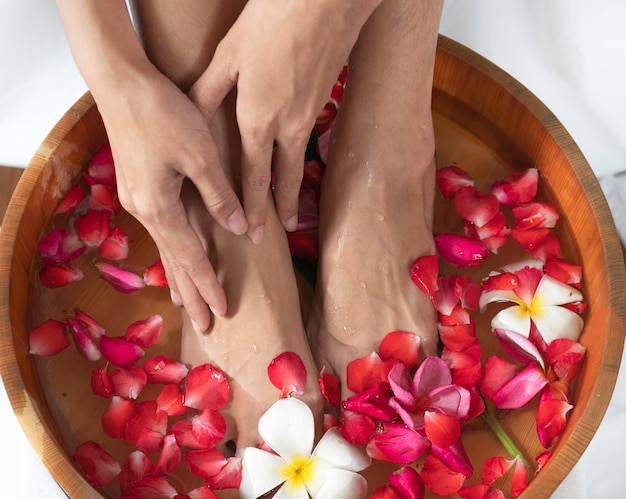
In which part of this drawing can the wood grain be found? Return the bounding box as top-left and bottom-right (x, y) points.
(0, 36), (624, 498)
(0, 166), (24, 224)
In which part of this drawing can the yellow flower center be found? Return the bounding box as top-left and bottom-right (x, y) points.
(279, 454), (317, 492)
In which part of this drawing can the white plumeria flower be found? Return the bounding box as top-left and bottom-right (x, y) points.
(238, 397), (371, 499)
(479, 259), (584, 344)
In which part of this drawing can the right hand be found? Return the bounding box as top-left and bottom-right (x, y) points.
(98, 70), (247, 332)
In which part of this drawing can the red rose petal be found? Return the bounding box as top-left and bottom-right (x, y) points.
(318, 366), (341, 408)
(544, 257), (583, 287)
(435, 233), (489, 268)
(73, 308), (105, 339)
(188, 486), (220, 499)
(410, 254), (439, 297)
(191, 409), (227, 448)
(38, 228), (85, 263)
(490, 168), (539, 205)
(367, 421), (429, 464)
(102, 396), (136, 439)
(510, 228), (550, 252)
(124, 314), (163, 348)
(339, 410), (376, 446)
(55, 182), (85, 215)
(436, 166), (475, 200)
(85, 143), (116, 186)
(99, 335), (145, 367)
(88, 183), (121, 215)
(536, 398), (573, 448)
(267, 351), (307, 396)
(346, 352), (384, 394)
(143, 258), (168, 287)
(170, 419), (206, 449)
(143, 355), (189, 384)
(342, 382), (397, 421)
(28, 318), (70, 356)
(72, 441), (121, 487)
(369, 486), (403, 499)
(421, 454), (467, 496)
(156, 384), (188, 417)
(125, 401), (168, 453)
(378, 331), (421, 371)
(184, 364), (229, 411)
(184, 448), (228, 481)
(39, 262), (84, 288)
(206, 456), (242, 490)
(110, 365), (148, 399)
(454, 187), (500, 228)
(98, 226), (129, 260)
(66, 317), (101, 361)
(512, 201), (559, 230)
(153, 434), (181, 477)
(286, 229), (319, 261)
(125, 475), (178, 498)
(91, 366), (113, 398)
(388, 466), (425, 499)
(424, 411), (461, 449)
(118, 450), (153, 493)
(95, 261), (146, 293)
(75, 209), (111, 247)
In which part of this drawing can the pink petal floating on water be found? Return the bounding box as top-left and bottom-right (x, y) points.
(367, 421), (429, 464)
(421, 453), (467, 497)
(110, 365), (148, 399)
(125, 401), (168, 453)
(190, 409), (227, 448)
(102, 396), (136, 439)
(28, 318), (70, 356)
(454, 187), (500, 228)
(38, 228), (85, 263)
(98, 226), (129, 260)
(75, 209), (111, 247)
(184, 364), (229, 411)
(156, 384), (187, 417)
(183, 448), (228, 481)
(490, 167), (539, 206)
(39, 262), (84, 288)
(544, 256), (582, 288)
(388, 466), (425, 499)
(492, 363), (548, 409)
(435, 233), (489, 268)
(267, 351), (307, 396)
(206, 456), (242, 490)
(512, 200), (559, 230)
(55, 182), (85, 215)
(89, 184), (121, 214)
(72, 441), (121, 487)
(95, 261), (145, 293)
(73, 308), (105, 339)
(546, 339), (586, 384)
(536, 398), (573, 448)
(99, 335), (145, 367)
(124, 314), (163, 348)
(143, 258), (168, 287)
(118, 450), (153, 493)
(436, 166), (475, 200)
(91, 366), (112, 398)
(124, 475), (178, 498)
(66, 317), (101, 361)
(153, 434), (181, 477)
(85, 143), (116, 186)
(143, 355), (189, 384)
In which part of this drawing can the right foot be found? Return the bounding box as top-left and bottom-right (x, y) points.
(180, 184), (322, 451)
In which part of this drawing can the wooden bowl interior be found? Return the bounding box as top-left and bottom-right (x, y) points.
(1, 36), (624, 498)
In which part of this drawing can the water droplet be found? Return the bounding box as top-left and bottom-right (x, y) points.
(375, 212), (385, 222)
(359, 281), (367, 289)
(250, 344), (258, 353)
(347, 151), (356, 158)
(266, 298), (272, 304)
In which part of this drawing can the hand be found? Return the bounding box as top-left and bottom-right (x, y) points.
(189, 0), (382, 243)
(99, 70), (248, 331)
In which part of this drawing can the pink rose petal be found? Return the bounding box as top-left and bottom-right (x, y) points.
(72, 441), (121, 487)
(99, 335), (145, 367)
(490, 167), (539, 205)
(55, 182), (85, 215)
(143, 355), (189, 384)
(436, 166), (475, 200)
(124, 314), (163, 348)
(75, 209), (111, 247)
(39, 263), (84, 288)
(435, 233), (489, 268)
(28, 318), (70, 356)
(95, 261), (146, 293)
(98, 226), (129, 260)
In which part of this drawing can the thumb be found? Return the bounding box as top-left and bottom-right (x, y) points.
(188, 53), (237, 122)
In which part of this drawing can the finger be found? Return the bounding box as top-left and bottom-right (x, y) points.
(238, 123), (275, 244)
(188, 45), (237, 124)
(272, 136), (308, 231)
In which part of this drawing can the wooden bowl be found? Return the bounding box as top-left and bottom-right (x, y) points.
(1, 35), (625, 498)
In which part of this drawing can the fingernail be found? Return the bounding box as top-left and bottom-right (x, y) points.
(226, 208), (248, 235)
(248, 225), (265, 245)
(170, 289), (182, 307)
(284, 215), (299, 232)
(209, 304), (223, 317)
(191, 319), (204, 335)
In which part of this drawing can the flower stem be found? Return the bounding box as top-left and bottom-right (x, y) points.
(481, 403), (530, 469)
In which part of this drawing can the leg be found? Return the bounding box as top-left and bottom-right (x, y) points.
(131, 0), (322, 449)
(308, 0), (443, 398)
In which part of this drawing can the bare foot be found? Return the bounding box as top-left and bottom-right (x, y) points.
(180, 184), (322, 451)
(308, 121), (439, 400)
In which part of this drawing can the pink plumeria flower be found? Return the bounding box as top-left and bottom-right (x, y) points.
(479, 259), (584, 345)
(239, 397), (371, 499)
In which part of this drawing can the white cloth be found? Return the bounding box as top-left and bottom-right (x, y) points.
(1, 1), (625, 498)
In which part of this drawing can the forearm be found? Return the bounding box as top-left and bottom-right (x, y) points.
(56, 0), (156, 104)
